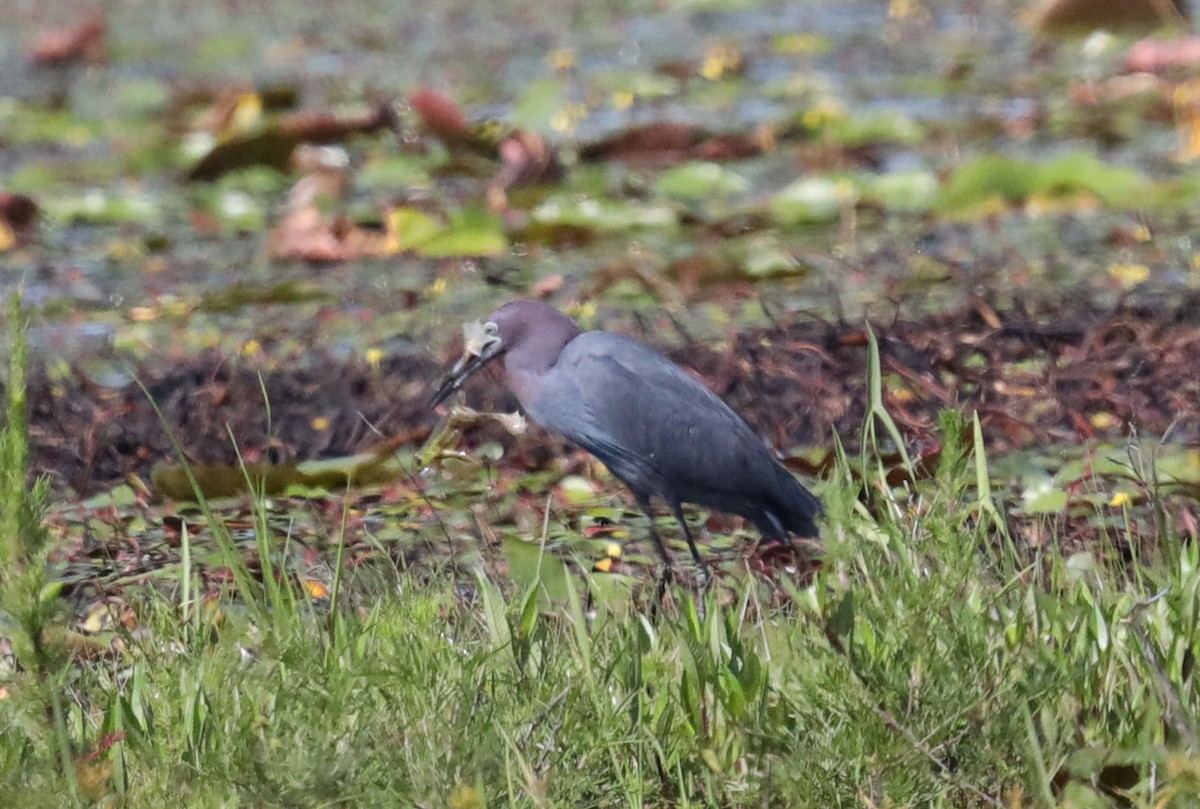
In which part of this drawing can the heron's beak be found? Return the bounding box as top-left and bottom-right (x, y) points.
(430, 322), (503, 407)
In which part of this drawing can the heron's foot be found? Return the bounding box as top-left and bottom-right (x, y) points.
(649, 564), (678, 618)
(654, 562), (675, 592)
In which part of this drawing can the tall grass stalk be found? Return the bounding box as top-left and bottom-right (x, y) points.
(0, 295), (77, 800)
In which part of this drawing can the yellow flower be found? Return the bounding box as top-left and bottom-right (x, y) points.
(611, 90), (634, 110)
(1107, 263), (1149, 288)
(700, 44), (741, 81)
(546, 48), (575, 72)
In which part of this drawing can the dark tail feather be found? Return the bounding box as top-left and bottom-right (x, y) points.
(775, 467), (822, 539)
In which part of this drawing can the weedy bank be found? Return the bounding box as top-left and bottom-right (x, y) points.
(2, 309), (1200, 807)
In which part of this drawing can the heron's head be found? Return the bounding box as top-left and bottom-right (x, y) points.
(430, 300), (580, 407)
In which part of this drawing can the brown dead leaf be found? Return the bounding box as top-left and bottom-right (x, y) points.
(580, 122), (709, 164)
(268, 206), (387, 263)
(184, 128), (300, 182)
(0, 192), (39, 232)
(43, 625), (117, 662)
(267, 150), (392, 262)
(175, 81), (299, 114)
(580, 121), (769, 165)
(409, 86), (476, 148)
(713, 125), (775, 159)
(0, 192), (38, 249)
(188, 206), (222, 235)
(1026, 0), (1190, 34)
(1180, 505), (1199, 539)
(27, 14), (107, 67)
(488, 130), (562, 211)
(1173, 79), (1200, 161)
(529, 274), (565, 299)
(1125, 35), (1200, 72)
(747, 540), (823, 583)
(286, 145), (352, 205)
(74, 757), (114, 802)
(185, 91), (382, 180)
(280, 101), (396, 143)
(664, 253), (741, 297)
(193, 91), (264, 136)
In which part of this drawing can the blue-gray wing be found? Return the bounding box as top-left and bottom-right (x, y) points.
(529, 332), (819, 531)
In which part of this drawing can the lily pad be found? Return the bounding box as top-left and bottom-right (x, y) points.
(824, 109), (923, 147)
(862, 170), (939, 213)
(512, 76), (568, 132)
(532, 195), (678, 231)
(112, 78), (172, 117)
(656, 162), (749, 200)
(357, 155), (435, 190)
(151, 446), (414, 501)
(43, 188), (162, 226)
(386, 207), (443, 252)
(936, 152), (1147, 215)
(417, 209), (508, 257)
(769, 177), (860, 224)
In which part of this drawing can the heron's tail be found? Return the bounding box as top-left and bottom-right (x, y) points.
(776, 468), (822, 539)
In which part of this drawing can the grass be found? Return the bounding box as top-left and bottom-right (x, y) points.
(3, 307), (1200, 807)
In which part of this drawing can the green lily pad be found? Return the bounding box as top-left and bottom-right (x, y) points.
(43, 189), (162, 226)
(214, 190), (266, 230)
(387, 207), (443, 251)
(151, 446), (413, 501)
(417, 209), (508, 257)
(532, 195), (678, 231)
(591, 70), (681, 100)
(937, 152), (1147, 215)
(3, 105), (103, 147)
(512, 76), (568, 132)
(112, 78), (172, 117)
(656, 162), (748, 200)
(824, 109), (923, 147)
(1021, 481), (1069, 515)
(769, 177), (859, 224)
(862, 170), (939, 213)
(357, 155), (434, 190)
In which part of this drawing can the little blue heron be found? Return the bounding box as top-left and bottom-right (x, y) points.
(431, 300), (822, 576)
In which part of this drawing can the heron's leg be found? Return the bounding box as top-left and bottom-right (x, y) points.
(636, 496), (673, 566)
(637, 501), (689, 618)
(652, 560), (675, 610)
(669, 501), (712, 584)
(765, 511), (796, 549)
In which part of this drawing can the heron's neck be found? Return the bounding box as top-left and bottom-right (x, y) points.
(505, 365), (541, 412)
(504, 330), (577, 411)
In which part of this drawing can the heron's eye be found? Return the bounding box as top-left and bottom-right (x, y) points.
(484, 322), (499, 338)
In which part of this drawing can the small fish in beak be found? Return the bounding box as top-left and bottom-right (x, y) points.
(430, 320), (503, 407)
